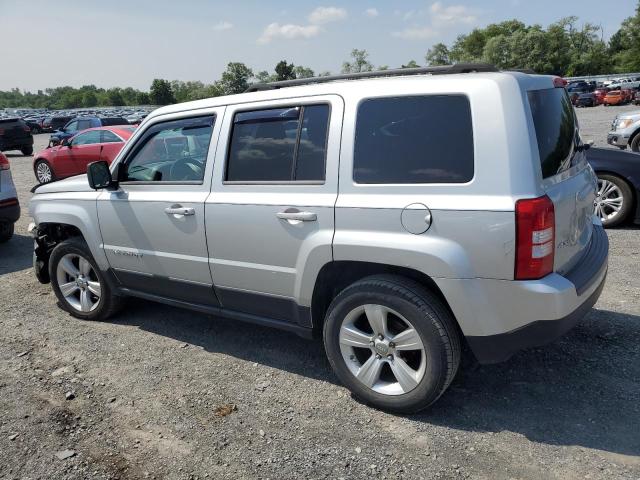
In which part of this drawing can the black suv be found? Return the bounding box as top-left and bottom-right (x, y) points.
(0, 118), (34, 155)
(42, 116), (74, 133)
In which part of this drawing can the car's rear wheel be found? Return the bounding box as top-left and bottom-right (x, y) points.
(595, 174), (634, 227)
(323, 275), (461, 413)
(49, 237), (124, 321)
(21, 146), (33, 156)
(34, 159), (54, 184)
(0, 222), (14, 243)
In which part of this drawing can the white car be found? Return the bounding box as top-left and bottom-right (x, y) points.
(0, 152), (20, 242)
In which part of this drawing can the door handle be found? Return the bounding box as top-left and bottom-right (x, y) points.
(165, 206), (195, 216)
(276, 210), (317, 222)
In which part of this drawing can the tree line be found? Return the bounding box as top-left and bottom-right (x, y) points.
(2, 5), (639, 110)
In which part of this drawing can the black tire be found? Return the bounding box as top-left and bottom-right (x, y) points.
(0, 223), (14, 243)
(21, 146), (33, 156)
(597, 173), (634, 228)
(34, 159), (55, 184)
(49, 237), (124, 321)
(630, 134), (640, 153)
(323, 275), (461, 413)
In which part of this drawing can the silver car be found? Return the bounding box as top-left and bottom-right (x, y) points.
(607, 110), (640, 151)
(29, 66), (608, 412)
(0, 152), (20, 242)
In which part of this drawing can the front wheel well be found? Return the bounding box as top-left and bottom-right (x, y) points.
(33, 223), (85, 284)
(311, 261), (455, 331)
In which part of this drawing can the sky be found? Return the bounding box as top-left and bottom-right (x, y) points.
(0, 0), (637, 91)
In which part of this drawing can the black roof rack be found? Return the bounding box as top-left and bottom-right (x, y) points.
(245, 63), (498, 93)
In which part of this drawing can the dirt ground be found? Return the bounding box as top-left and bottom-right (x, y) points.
(1, 105), (639, 480)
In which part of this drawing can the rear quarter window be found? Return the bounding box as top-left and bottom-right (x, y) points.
(353, 95), (474, 184)
(528, 88), (579, 179)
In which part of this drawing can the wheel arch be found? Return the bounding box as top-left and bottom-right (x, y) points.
(32, 197), (108, 277)
(310, 260), (459, 332)
(628, 127), (640, 150)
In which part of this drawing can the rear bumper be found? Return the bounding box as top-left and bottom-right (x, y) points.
(435, 225), (609, 364)
(0, 199), (20, 223)
(0, 137), (33, 150)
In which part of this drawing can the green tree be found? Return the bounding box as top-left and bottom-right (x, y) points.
(293, 65), (315, 78)
(218, 62), (254, 94)
(149, 79), (175, 105)
(341, 49), (374, 73)
(275, 60), (296, 81)
(425, 43), (451, 66)
(255, 71), (275, 83)
(401, 60), (420, 69)
(610, 2), (640, 72)
(106, 88), (124, 106)
(82, 91), (98, 107)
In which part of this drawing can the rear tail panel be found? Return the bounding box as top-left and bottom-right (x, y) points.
(527, 85), (597, 275)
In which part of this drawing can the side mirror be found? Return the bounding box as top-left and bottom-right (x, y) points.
(87, 160), (116, 190)
(61, 138), (71, 147)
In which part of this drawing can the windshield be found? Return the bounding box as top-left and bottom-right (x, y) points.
(528, 88), (581, 179)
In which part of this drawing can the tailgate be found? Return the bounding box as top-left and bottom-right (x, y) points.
(0, 120), (29, 140)
(528, 87), (597, 275)
(545, 161), (596, 274)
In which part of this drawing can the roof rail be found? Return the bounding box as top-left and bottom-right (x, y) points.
(245, 63), (498, 93)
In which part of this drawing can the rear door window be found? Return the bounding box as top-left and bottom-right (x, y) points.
(353, 95), (474, 184)
(225, 104), (329, 182)
(101, 130), (123, 143)
(528, 88), (579, 178)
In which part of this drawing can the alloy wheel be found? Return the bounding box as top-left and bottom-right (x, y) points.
(55, 254), (101, 313)
(339, 304), (426, 396)
(595, 178), (623, 223)
(36, 162), (53, 183)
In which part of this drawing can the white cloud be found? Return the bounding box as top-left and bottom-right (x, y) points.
(430, 2), (476, 24)
(393, 2), (478, 40)
(364, 8), (379, 18)
(213, 21), (233, 31)
(392, 26), (437, 39)
(258, 23), (321, 44)
(308, 6), (347, 24)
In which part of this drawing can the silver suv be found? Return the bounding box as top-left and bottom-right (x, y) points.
(29, 66), (609, 412)
(607, 110), (640, 151)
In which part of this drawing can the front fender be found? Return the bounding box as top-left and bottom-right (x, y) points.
(30, 192), (107, 269)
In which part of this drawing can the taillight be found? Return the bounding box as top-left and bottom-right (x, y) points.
(0, 128), (4, 135)
(515, 195), (555, 280)
(24, 126), (31, 132)
(553, 77), (567, 88)
(0, 153), (9, 170)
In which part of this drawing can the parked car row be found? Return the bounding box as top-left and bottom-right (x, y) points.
(566, 77), (640, 107)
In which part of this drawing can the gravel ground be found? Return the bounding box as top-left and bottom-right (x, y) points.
(1, 105), (639, 480)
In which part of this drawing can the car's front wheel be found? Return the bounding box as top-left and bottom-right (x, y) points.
(49, 237), (124, 321)
(21, 146), (33, 156)
(34, 159), (54, 184)
(323, 275), (461, 413)
(595, 174), (634, 227)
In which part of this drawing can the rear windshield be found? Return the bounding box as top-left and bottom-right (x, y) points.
(0, 118), (21, 126)
(101, 117), (128, 126)
(528, 88), (579, 179)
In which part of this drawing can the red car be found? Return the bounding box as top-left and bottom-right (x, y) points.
(594, 88), (609, 105)
(33, 126), (135, 184)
